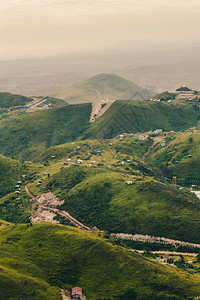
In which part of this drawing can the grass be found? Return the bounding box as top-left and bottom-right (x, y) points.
(146, 132), (200, 186)
(0, 103), (91, 160)
(21, 136), (200, 243)
(83, 100), (200, 139)
(0, 99), (200, 161)
(0, 223), (200, 299)
(42, 165), (200, 243)
(0, 154), (35, 198)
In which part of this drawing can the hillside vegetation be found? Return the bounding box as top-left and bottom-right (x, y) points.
(1, 223), (200, 299)
(0, 92), (32, 108)
(0, 155), (31, 198)
(84, 100), (200, 139)
(0, 99), (200, 160)
(44, 166), (200, 243)
(0, 103), (91, 160)
(52, 73), (152, 103)
(147, 132), (200, 186)
(26, 136), (200, 243)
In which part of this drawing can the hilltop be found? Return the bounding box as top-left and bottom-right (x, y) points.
(0, 92), (33, 108)
(52, 73), (153, 103)
(0, 223), (200, 299)
(152, 87), (199, 102)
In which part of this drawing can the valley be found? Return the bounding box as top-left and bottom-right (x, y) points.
(1, 81), (200, 299)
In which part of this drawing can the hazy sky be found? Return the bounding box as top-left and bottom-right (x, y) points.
(1, 0), (200, 59)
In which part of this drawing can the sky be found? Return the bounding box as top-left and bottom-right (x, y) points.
(0, 0), (200, 59)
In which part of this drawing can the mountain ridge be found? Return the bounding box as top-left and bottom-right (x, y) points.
(52, 73), (153, 103)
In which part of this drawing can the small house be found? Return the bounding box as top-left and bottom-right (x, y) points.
(154, 129), (162, 134)
(138, 135), (146, 140)
(127, 181), (133, 185)
(160, 142), (166, 147)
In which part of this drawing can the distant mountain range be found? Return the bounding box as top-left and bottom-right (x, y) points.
(51, 73), (153, 103)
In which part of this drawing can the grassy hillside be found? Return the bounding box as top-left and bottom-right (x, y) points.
(0, 99), (199, 160)
(0, 92), (32, 108)
(146, 132), (200, 186)
(42, 165), (200, 243)
(84, 100), (200, 139)
(37, 97), (67, 108)
(1, 223), (200, 299)
(0, 191), (32, 224)
(52, 73), (152, 103)
(0, 103), (91, 160)
(0, 155), (32, 198)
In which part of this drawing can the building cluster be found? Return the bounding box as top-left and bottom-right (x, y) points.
(175, 87), (198, 100)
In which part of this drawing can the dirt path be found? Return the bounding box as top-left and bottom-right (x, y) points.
(25, 185), (92, 231)
(25, 186), (200, 248)
(61, 289), (71, 300)
(142, 136), (164, 160)
(111, 233), (200, 249)
(25, 184), (34, 198)
(25, 184), (36, 213)
(90, 100), (115, 122)
(134, 250), (197, 256)
(40, 205), (91, 231)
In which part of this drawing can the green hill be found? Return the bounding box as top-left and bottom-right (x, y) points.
(0, 99), (200, 160)
(0, 92), (32, 108)
(152, 91), (176, 101)
(0, 223), (200, 299)
(0, 155), (31, 198)
(146, 132), (200, 186)
(0, 103), (91, 160)
(52, 73), (153, 103)
(84, 100), (200, 139)
(44, 166), (200, 243)
(24, 137), (200, 243)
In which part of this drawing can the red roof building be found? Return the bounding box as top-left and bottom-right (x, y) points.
(72, 287), (82, 296)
